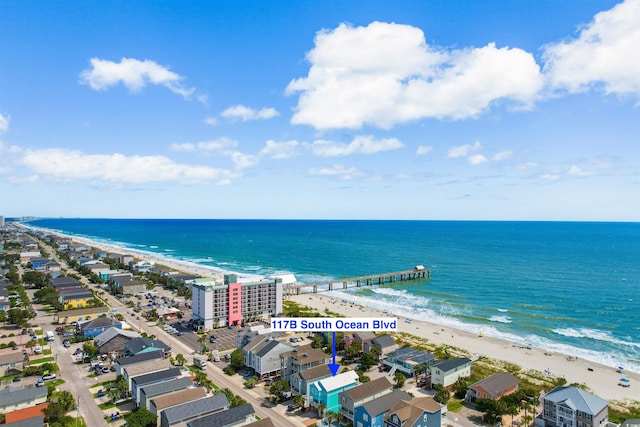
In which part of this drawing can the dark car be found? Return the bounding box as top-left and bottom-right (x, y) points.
(12, 376), (21, 382)
(12, 345), (18, 350)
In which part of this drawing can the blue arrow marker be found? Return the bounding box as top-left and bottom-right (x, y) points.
(328, 331), (340, 376)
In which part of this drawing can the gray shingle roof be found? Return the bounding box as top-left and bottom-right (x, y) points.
(362, 389), (411, 417)
(372, 334), (396, 348)
(470, 372), (519, 397)
(0, 385), (48, 407)
(131, 368), (181, 388)
(116, 350), (164, 366)
(140, 376), (193, 399)
(544, 386), (608, 415)
(254, 339), (281, 358)
(431, 357), (471, 372)
(80, 316), (120, 331)
(341, 376), (392, 401)
(186, 403), (255, 427)
(162, 394), (230, 425)
(125, 337), (171, 355)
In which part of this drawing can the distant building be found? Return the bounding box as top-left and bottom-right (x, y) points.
(191, 273), (287, 330)
(79, 316), (121, 338)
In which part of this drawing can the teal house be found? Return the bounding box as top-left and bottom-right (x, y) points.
(309, 370), (359, 414)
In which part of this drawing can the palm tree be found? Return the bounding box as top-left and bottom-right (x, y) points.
(175, 353), (186, 366)
(292, 394), (305, 411)
(325, 410), (336, 426)
(335, 411), (345, 427)
(317, 403), (326, 420)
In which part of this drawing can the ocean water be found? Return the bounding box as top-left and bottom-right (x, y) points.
(23, 219), (640, 372)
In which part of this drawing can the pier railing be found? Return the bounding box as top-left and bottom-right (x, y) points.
(284, 267), (430, 295)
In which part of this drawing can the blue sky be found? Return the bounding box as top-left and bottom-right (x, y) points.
(1, 0), (638, 221)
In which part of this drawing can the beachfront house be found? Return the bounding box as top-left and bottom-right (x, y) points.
(291, 364), (338, 407)
(339, 376), (394, 422)
(309, 370), (359, 415)
(430, 357), (472, 389)
(382, 347), (435, 378)
(538, 386), (608, 427)
(354, 390), (411, 427)
(465, 372), (519, 402)
(384, 396), (442, 427)
(363, 334), (399, 358)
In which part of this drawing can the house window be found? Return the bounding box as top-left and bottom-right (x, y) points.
(363, 414), (368, 421)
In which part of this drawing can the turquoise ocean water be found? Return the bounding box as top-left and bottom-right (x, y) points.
(23, 219), (640, 372)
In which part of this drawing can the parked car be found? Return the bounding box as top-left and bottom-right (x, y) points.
(110, 366), (117, 372)
(12, 345), (18, 350)
(36, 379), (45, 387)
(63, 341), (71, 348)
(242, 370), (255, 378)
(42, 373), (56, 380)
(12, 376), (21, 382)
(102, 366), (110, 373)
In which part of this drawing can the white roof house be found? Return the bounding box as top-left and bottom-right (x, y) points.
(316, 370), (359, 392)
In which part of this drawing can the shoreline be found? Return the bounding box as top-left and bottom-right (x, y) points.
(18, 223), (639, 402)
(288, 293), (639, 403)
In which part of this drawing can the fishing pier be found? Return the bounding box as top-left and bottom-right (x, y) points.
(284, 265), (430, 295)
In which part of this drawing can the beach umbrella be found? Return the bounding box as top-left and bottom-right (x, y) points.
(619, 378), (629, 383)
(617, 366), (624, 371)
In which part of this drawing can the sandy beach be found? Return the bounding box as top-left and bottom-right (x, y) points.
(289, 293), (639, 404)
(24, 225), (639, 403)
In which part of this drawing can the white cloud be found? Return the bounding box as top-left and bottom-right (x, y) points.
(17, 148), (234, 185)
(543, 0), (640, 98)
(492, 150), (513, 161)
(309, 164), (361, 180)
(287, 22), (543, 129)
(221, 105), (279, 121)
(310, 135), (403, 157)
(448, 141), (481, 158)
(204, 117), (218, 127)
(567, 165), (594, 176)
(171, 138), (238, 153)
(79, 57), (195, 98)
(416, 145), (433, 155)
(517, 162), (539, 169)
(260, 140), (300, 159)
(468, 154), (488, 165)
(0, 113), (8, 132)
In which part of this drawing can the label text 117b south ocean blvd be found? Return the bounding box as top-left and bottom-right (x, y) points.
(270, 317), (397, 332)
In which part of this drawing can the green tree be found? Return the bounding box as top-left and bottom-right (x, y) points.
(394, 371), (406, 389)
(292, 394), (305, 410)
(83, 341), (98, 358)
(359, 350), (377, 371)
(268, 379), (290, 403)
(433, 384), (450, 404)
(453, 376), (470, 399)
(356, 370), (371, 383)
(125, 407), (156, 427)
(344, 341), (362, 362)
(229, 348), (244, 371)
(476, 398), (508, 424)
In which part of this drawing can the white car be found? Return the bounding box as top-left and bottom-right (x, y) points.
(42, 373), (56, 380)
